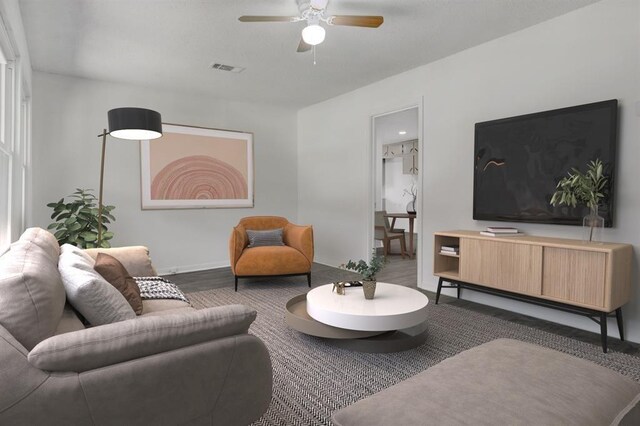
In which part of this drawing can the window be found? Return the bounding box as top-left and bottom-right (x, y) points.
(0, 27), (31, 251)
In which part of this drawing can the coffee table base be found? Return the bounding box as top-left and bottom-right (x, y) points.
(285, 294), (428, 353)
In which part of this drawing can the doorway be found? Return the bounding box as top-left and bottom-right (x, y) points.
(371, 106), (420, 287)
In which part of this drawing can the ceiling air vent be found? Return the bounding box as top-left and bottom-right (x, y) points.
(210, 63), (245, 73)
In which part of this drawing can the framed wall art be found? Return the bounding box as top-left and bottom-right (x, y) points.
(140, 124), (253, 209)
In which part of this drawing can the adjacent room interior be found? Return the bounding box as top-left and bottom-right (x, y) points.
(1, 0), (639, 424)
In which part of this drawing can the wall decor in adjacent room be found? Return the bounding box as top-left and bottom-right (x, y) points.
(140, 124), (253, 209)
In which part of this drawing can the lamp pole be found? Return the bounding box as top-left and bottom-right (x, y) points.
(97, 129), (108, 247)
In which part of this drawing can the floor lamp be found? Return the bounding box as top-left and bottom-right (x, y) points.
(97, 107), (162, 246)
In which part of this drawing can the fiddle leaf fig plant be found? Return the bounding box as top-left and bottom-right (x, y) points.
(47, 188), (116, 248)
(550, 159), (608, 211)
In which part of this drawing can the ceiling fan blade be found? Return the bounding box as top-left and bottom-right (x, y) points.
(238, 16), (300, 23)
(297, 38), (312, 53)
(329, 15), (384, 28)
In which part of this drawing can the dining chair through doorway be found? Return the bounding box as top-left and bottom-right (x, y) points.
(374, 210), (407, 258)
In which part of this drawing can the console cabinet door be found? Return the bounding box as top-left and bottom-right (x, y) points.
(542, 248), (606, 308)
(460, 239), (542, 296)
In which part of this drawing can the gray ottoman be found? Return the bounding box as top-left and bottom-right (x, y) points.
(332, 339), (640, 425)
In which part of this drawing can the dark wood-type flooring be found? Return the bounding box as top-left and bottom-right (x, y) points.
(167, 250), (640, 355)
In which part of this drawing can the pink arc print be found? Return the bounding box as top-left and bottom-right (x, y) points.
(151, 155), (248, 200)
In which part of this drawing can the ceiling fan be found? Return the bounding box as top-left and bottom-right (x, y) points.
(238, 0), (384, 52)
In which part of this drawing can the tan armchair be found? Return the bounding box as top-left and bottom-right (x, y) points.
(229, 216), (314, 291)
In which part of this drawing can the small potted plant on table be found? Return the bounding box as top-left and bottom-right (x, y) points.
(343, 252), (386, 299)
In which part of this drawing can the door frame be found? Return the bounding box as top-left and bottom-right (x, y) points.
(368, 97), (424, 287)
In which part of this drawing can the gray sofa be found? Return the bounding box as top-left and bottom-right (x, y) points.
(333, 339), (640, 425)
(0, 228), (272, 425)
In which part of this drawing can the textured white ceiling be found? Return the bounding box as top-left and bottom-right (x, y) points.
(19, 0), (599, 108)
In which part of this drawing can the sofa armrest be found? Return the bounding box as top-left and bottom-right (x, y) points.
(84, 246), (157, 277)
(28, 305), (256, 372)
(284, 224), (314, 264)
(229, 225), (248, 274)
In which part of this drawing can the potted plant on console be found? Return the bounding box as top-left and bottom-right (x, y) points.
(550, 159), (608, 242)
(344, 252), (386, 299)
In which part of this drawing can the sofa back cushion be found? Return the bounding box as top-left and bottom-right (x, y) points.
(18, 227), (60, 261)
(84, 246), (157, 277)
(0, 229), (66, 350)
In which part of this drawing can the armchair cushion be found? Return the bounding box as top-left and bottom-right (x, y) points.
(235, 246), (311, 276)
(28, 304), (257, 372)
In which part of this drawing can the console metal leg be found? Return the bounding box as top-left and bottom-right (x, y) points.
(457, 282), (461, 299)
(234, 276), (238, 292)
(616, 308), (624, 341)
(307, 273), (312, 287)
(436, 278), (443, 305)
(600, 312), (608, 353)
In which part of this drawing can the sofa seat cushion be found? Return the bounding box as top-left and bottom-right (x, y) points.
(142, 307), (195, 317)
(141, 299), (192, 315)
(235, 246), (311, 276)
(0, 232), (66, 350)
(332, 339), (640, 426)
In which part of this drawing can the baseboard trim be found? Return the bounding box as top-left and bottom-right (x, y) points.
(157, 261), (231, 276)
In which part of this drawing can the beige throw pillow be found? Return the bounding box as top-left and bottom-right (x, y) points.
(94, 253), (143, 315)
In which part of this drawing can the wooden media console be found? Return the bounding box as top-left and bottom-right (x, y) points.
(433, 230), (633, 352)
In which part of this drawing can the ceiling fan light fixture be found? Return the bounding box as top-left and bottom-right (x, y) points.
(302, 24), (325, 45)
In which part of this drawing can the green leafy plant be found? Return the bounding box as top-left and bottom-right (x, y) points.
(343, 251), (386, 281)
(550, 159), (608, 211)
(47, 188), (116, 248)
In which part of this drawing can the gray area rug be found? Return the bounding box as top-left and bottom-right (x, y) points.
(188, 282), (640, 425)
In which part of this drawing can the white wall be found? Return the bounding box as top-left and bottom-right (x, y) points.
(31, 72), (298, 273)
(383, 158), (415, 227)
(298, 0), (640, 341)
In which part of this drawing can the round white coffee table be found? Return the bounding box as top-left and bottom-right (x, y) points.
(307, 283), (429, 331)
(285, 282), (430, 352)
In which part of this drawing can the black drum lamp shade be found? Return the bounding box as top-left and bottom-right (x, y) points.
(107, 107), (162, 140)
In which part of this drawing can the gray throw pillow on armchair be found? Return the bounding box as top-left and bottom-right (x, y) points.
(246, 228), (285, 247)
(58, 244), (136, 326)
